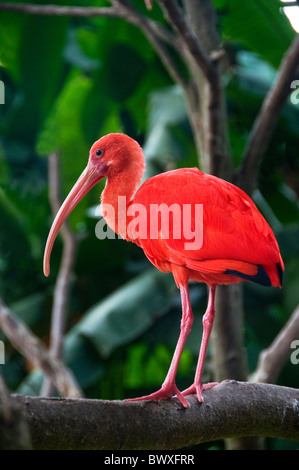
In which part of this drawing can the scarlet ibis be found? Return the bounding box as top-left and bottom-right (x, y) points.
(43, 133), (283, 408)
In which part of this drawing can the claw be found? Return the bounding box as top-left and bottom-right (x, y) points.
(126, 383), (190, 408)
(181, 382), (218, 402)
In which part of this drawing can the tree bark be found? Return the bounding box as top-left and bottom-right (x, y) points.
(0, 299), (83, 399)
(11, 381), (299, 450)
(237, 34), (299, 194)
(252, 304), (299, 384)
(0, 375), (32, 450)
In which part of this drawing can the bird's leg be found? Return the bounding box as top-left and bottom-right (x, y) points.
(181, 284), (218, 402)
(127, 283), (193, 408)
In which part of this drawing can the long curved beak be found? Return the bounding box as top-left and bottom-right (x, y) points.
(43, 163), (106, 277)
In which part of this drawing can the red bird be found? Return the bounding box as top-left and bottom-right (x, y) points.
(44, 133), (283, 408)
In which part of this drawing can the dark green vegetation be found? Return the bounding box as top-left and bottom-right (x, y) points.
(0, 0), (298, 450)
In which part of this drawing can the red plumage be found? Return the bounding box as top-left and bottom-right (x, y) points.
(44, 133), (283, 407)
(131, 168), (283, 288)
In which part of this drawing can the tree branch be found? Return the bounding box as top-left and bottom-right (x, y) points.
(115, 0), (188, 90)
(0, 298), (83, 399)
(178, 0), (232, 178)
(252, 304), (299, 384)
(237, 34), (299, 194)
(0, 375), (32, 450)
(12, 381), (299, 450)
(0, 1), (188, 95)
(158, 0), (216, 83)
(0, 2), (119, 17)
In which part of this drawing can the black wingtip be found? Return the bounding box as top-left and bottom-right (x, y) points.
(225, 264), (271, 287)
(276, 262), (283, 286)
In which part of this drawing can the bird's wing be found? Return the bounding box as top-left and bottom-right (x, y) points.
(132, 169), (282, 277)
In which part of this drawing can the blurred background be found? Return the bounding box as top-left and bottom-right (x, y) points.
(0, 0), (298, 449)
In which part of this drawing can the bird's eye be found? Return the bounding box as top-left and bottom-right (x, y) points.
(96, 149), (103, 157)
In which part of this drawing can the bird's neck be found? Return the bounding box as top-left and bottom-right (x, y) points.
(101, 160), (145, 240)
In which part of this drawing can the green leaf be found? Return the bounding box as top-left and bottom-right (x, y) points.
(217, 0), (295, 67)
(37, 71), (93, 230)
(67, 268), (174, 358)
(142, 85), (196, 173)
(16, 269), (177, 395)
(10, 292), (47, 334)
(3, 12), (68, 143)
(123, 342), (193, 389)
(64, 28), (100, 73)
(0, 186), (37, 302)
(103, 43), (147, 102)
(37, 71), (91, 158)
(276, 224), (299, 258)
(258, 183), (299, 225)
(0, 143), (9, 183)
(0, 11), (25, 81)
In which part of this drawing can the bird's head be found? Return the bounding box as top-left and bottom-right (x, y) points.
(89, 133), (144, 179)
(43, 133), (144, 277)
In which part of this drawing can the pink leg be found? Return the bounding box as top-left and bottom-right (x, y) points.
(181, 285), (218, 402)
(127, 283), (193, 408)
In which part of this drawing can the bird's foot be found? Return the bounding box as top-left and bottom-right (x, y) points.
(181, 382), (218, 402)
(126, 383), (190, 408)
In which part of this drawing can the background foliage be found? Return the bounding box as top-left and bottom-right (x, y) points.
(0, 0), (298, 449)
